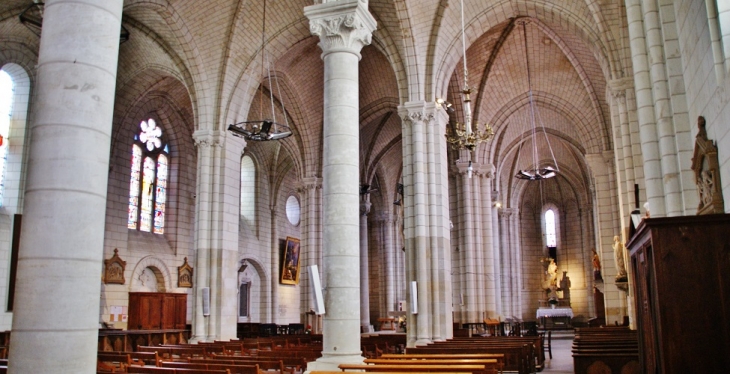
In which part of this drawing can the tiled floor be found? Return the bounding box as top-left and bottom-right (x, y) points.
(541, 331), (574, 374)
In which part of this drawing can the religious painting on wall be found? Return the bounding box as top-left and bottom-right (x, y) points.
(280, 237), (301, 285)
(104, 248), (126, 285)
(177, 257), (193, 288)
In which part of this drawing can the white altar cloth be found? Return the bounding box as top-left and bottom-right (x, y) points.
(536, 307), (574, 318)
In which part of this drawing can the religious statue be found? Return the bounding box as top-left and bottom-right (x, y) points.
(560, 271), (571, 301)
(613, 235), (628, 282)
(592, 249), (602, 281)
(547, 258), (558, 287)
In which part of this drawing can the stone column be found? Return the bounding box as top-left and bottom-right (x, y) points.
(298, 177), (322, 326)
(379, 213), (395, 312)
(399, 102), (453, 345)
(479, 166), (496, 317)
(8, 1), (123, 372)
(360, 196), (372, 332)
(491, 194), (502, 315)
(609, 78), (637, 220)
(455, 159), (477, 322)
(304, 1), (375, 370)
(585, 152), (624, 325)
(626, 0), (666, 217)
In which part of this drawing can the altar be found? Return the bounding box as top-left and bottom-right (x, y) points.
(536, 307), (573, 329)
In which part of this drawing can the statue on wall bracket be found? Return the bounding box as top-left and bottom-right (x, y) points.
(692, 116), (725, 215)
(104, 248), (126, 285)
(178, 257), (193, 288)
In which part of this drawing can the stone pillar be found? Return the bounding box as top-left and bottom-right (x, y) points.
(304, 1), (375, 370)
(8, 1), (123, 372)
(585, 152), (624, 325)
(491, 193), (502, 315)
(399, 102), (453, 345)
(298, 177), (322, 326)
(640, 0), (682, 216)
(360, 196), (372, 332)
(190, 130), (238, 342)
(455, 159), (477, 322)
(479, 166), (496, 317)
(380, 214), (395, 312)
(609, 78), (637, 221)
(626, 0), (666, 217)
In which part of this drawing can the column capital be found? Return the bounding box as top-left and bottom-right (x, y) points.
(305, 0), (376, 59)
(297, 177), (323, 192)
(608, 77), (634, 92)
(397, 101), (438, 126)
(193, 129), (225, 148)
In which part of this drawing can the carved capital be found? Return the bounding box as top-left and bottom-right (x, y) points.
(305, 0), (376, 58)
(192, 129), (224, 148)
(397, 101), (438, 127)
(297, 177), (323, 193)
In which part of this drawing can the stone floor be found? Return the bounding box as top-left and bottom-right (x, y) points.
(541, 330), (574, 374)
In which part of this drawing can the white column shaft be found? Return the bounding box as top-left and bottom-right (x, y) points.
(626, 0), (666, 217)
(9, 1), (122, 372)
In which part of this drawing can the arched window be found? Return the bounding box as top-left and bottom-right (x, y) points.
(545, 209), (557, 247)
(0, 70), (12, 206)
(240, 155), (255, 226)
(127, 119), (169, 234)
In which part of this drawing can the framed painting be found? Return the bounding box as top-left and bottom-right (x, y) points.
(280, 237), (301, 285)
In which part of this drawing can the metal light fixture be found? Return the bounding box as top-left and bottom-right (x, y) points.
(514, 21), (559, 181)
(227, 0), (292, 142)
(444, 0), (494, 152)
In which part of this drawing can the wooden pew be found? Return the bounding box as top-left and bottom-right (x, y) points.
(312, 372), (466, 374)
(127, 366), (231, 374)
(189, 357), (293, 374)
(410, 342), (532, 373)
(572, 327), (639, 374)
(338, 363), (491, 373)
(204, 354), (306, 373)
(406, 344), (530, 374)
(138, 345), (207, 361)
(159, 361), (260, 374)
(364, 358), (499, 374)
(448, 335), (543, 370)
(378, 354), (504, 374)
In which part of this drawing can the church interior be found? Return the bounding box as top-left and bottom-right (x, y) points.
(0, 0), (728, 372)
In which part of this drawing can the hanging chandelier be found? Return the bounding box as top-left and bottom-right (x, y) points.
(228, 0), (292, 142)
(444, 0), (494, 152)
(514, 21), (559, 181)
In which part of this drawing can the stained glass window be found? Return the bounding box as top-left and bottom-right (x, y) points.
(545, 209), (557, 247)
(128, 119), (168, 234)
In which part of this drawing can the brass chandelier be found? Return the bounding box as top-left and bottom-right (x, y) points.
(444, 0), (494, 151)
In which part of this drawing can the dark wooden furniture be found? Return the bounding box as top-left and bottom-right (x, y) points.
(627, 214), (730, 373)
(127, 292), (187, 331)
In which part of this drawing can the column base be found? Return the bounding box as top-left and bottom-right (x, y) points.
(304, 353), (365, 373)
(415, 338), (433, 346)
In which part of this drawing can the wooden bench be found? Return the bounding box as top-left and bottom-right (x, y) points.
(406, 344), (530, 374)
(126, 366), (231, 374)
(338, 363), (492, 373)
(206, 353), (307, 372)
(159, 361), (260, 374)
(190, 357), (293, 374)
(572, 327), (639, 374)
(364, 359), (499, 374)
